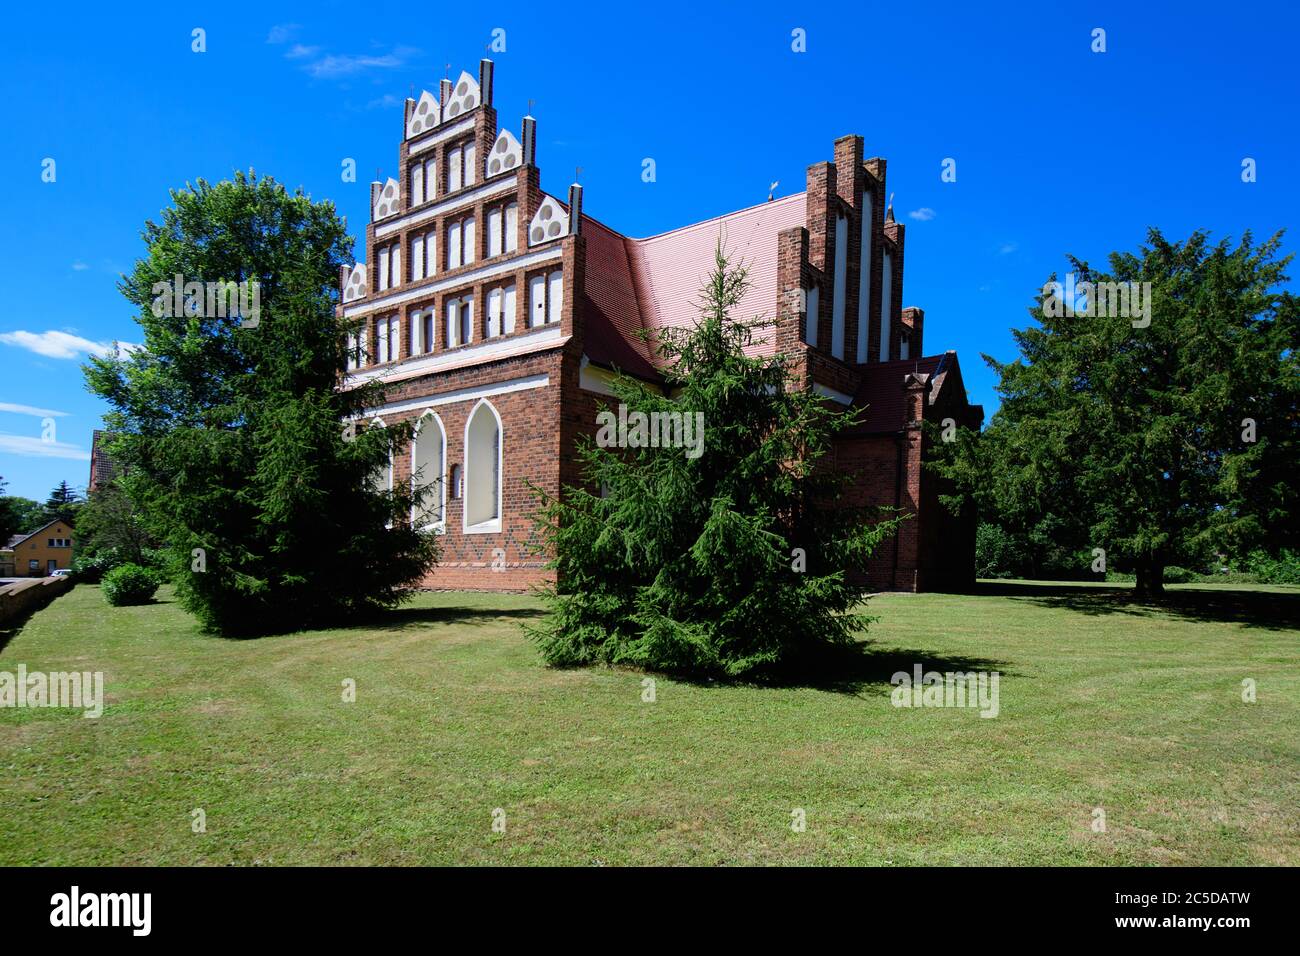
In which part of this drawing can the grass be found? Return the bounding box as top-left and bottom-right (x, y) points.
(0, 580), (1296, 865)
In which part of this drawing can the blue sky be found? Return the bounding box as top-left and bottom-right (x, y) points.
(1, 0), (1295, 501)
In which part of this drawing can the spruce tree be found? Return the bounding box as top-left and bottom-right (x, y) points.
(530, 247), (900, 677)
(85, 172), (438, 634)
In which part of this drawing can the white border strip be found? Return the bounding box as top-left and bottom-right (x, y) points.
(345, 325), (564, 386)
(407, 116), (474, 155)
(375, 177), (517, 240)
(362, 372), (550, 417)
(343, 245), (563, 318)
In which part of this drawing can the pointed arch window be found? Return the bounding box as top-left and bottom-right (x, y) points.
(464, 400), (502, 533)
(411, 411), (446, 531)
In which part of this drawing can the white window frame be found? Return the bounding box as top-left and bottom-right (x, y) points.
(462, 398), (503, 534)
(410, 410), (447, 533)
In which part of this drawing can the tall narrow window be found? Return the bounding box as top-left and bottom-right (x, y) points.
(411, 163), (425, 206)
(388, 314), (399, 360)
(464, 143), (477, 186)
(346, 332), (358, 371)
(448, 146), (463, 192)
(463, 216), (476, 265)
(448, 221), (462, 270)
(459, 298), (473, 346)
(880, 252), (893, 363)
(390, 246), (400, 289)
(547, 270), (563, 325)
(857, 191), (873, 363)
(411, 234), (425, 281)
(488, 207), (503, 257)
(487, 287), (503, 338)
(502, 283), (516, 335)
(425, 158), (438, 201)
(378, 247), (390, 292)
(377, 317), (389, 364)
(410, 310), (422, 355)
(529, 274), (546, 327)
(423, 310), (434, 354)
(831, 215), (847, 359)
(504, 203), (518, 253)
(411, 412), (446, 530)
(464, 400), (502, 531)
(804, 286), (820, 346)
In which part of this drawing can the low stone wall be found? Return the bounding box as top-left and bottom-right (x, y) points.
(0, 576), (74, 627)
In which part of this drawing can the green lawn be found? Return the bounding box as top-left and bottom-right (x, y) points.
(1, 581), (1296, 865)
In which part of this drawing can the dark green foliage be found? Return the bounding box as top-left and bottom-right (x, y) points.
(42, 481), (83, 526)
(529, 247), (901, 678)
(974, 522), (1017, 578)
(933, 229), (1300, 595)
(84, 172), (438, 635)
(1248, 549), (1300, 585)
(102, 563), (161, 606)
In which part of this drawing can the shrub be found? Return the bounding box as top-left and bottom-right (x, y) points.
(1162, 565), (1195, 584)
(1248, 549), (1300, 585)
(974, 523), (1018, 579)
(102, 563), (161, 606)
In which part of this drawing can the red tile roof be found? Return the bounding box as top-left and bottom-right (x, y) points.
(581, 193), (807, 378)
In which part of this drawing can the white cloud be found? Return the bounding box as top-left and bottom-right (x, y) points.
(0, 433), (90, 461)
(71, 261), (89, 271)
(908, 207), (936, 222)
(998, 242), (1018, 255)
(367, 93), (401, 110)
(266, 24), (299, 44)
(305, 51), (408, 78)
(285, 44), (320, 60)
(0, 402), (70, 418)
(0, 330), (138, 360)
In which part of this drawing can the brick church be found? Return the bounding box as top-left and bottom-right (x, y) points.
(339, 59), (983, 592)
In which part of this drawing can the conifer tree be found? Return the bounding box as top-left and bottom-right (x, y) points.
(530, 247), (900, 677)
(85, 172), (438, 634)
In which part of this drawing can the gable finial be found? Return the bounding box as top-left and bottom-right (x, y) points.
(885, 192), (895, 222)
(768, 180), (779, 202)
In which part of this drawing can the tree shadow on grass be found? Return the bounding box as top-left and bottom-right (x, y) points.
(668, 642), (1016, 697)
(973, 581), (1300, 631)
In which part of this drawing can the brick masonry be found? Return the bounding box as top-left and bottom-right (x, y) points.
(338, 61), (982, 593)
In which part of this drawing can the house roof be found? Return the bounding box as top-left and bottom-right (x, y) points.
(581, 193), (807, 378)
(2, 518), (69, 551)
(847, 353), (949, 434)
